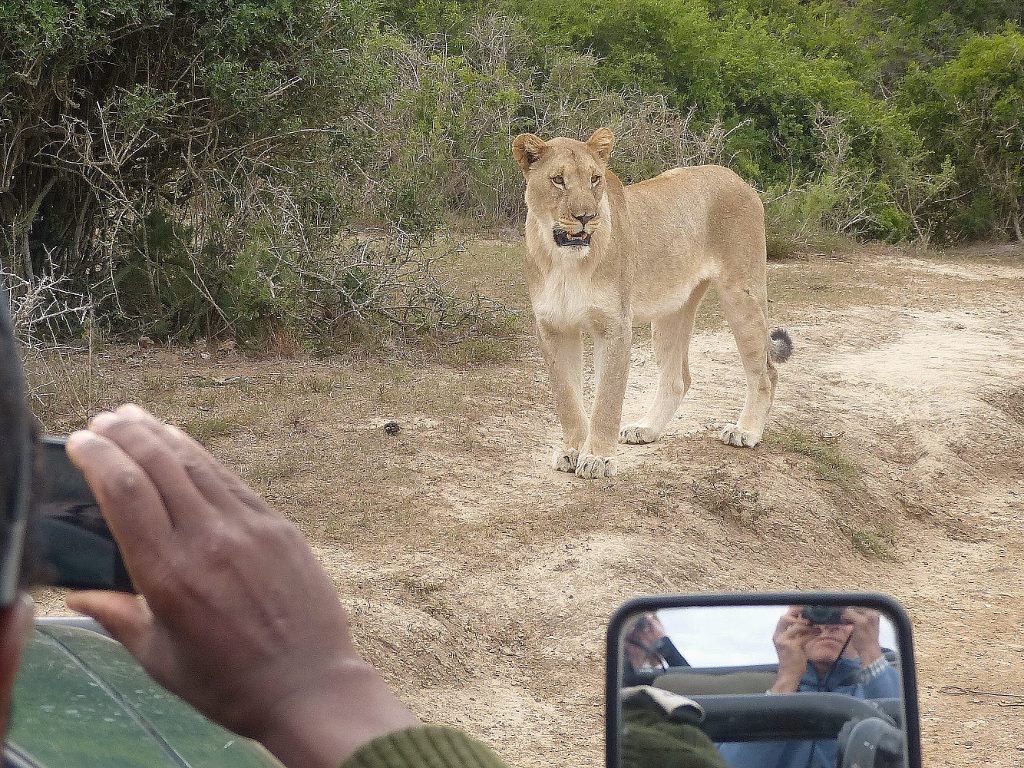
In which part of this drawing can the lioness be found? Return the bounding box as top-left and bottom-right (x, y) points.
(512, 127), (792, 479)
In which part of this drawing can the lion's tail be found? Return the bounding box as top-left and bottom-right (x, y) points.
(769, 328), (793, 363)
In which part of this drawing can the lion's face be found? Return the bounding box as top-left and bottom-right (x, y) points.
(512, 128), (614, 252)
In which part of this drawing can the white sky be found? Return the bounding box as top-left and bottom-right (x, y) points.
(657, 605), (899, 667)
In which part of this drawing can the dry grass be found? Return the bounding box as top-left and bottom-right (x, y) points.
(178, 413), (252, 442)
(849, 529), (896, 560)
(767, 426), (860, 489)
(690, 464), (769, 524)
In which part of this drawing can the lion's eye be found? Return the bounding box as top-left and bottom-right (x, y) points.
(591, 175), (602, 187)
(551, 175), (565, 188)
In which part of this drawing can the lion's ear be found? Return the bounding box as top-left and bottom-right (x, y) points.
(586, 127), (615, 165)
(512, 133), (548, 175)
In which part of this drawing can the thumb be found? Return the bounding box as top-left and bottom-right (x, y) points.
(66, 592), (153, 655)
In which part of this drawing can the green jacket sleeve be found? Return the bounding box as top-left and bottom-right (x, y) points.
(621, 706), (726, 768)
(619, 686), (726, 768)
(341, 726), (510, 768)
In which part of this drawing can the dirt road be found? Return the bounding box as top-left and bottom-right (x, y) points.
(32, 242), (1024, 767)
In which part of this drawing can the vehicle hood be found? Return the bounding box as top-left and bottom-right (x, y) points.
(8, 621), (280, 767)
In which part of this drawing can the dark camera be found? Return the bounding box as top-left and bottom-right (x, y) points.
(801, 605), (845, 624)
(32, 436), (134, 593)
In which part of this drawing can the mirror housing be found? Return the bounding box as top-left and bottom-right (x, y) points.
(606, 592), (921, 768)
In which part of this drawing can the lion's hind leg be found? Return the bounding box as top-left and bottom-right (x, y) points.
(716, 282), (776, 448)
(620, 282), (709, 445)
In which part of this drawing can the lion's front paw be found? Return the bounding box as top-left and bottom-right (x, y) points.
(720, 424), (762, 448)
(552, 448), (580, 473)
(575, 454), (617, 479)
(620, 424), (659, 445)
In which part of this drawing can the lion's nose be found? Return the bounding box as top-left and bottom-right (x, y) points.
(574, 213), (595, 227)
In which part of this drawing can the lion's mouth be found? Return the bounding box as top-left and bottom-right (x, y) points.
(553, 229), (592, 248)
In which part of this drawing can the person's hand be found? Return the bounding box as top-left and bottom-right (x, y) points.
(842, 607), (884, 665)
(771, 607), (812, 692)
(64, 404), (418, 768)
(629, 613), (668, 648)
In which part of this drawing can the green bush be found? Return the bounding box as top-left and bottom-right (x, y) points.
(903, 25), (1024, 240)
(0, 0), (385, 340)
(502, 0), (947, 240)
(4, 1), (1023, 346)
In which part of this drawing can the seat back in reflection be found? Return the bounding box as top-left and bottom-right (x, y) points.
(654, 666), (777, 695)
(653, 651), (900, 697)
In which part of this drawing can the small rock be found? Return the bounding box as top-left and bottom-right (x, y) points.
(383, 421), (401, 436)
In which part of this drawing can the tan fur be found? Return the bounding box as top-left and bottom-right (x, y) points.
(512, 128), (789, 478)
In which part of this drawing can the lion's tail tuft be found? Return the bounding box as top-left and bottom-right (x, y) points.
(769, 328), (793, 363)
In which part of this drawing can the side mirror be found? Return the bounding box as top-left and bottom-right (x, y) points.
(606, 593), (921, 768)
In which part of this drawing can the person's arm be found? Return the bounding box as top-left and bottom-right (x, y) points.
(655, 636), (689, 667)
(622, 708), (729, 768)
(65, 405), (425, 768)
(843, 608), (884, 665)
(629, 614), (689, 668)
(342, 726), (509, 768)
(861, 658), (901, 699)
(769, 608), (812, 693)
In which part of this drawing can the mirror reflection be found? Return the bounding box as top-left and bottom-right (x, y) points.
(617, 604), (907, 768)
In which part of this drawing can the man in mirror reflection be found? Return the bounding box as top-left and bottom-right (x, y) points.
(623, 612), (689, 686)
(621, 613), (726, 768)
(717, 605), (900, 768)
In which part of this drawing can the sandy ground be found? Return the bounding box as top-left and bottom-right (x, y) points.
(28, 241), (1024, 767)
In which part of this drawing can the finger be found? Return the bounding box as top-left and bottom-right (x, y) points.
(783, 624), (807, 640)
(780, 607), (804, 626)
(113, 403), (261, 514)
(778, 613), (805, 633)
(89, 410), (210, 528)
(842, 607), (871, 625)
(113, 405), (250, 520)
(162, 422), (275, 517)
(66, 430), (173, 562)
(66, 591), (153, 657)
(777, 627), (805, 649)
(787, 625), (815, 645)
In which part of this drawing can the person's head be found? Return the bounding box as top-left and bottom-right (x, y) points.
(802, 621), (853, 669)
(624, 613), (666, 672)
(0, 291), (38, 734)
(629, 614), (653, 636)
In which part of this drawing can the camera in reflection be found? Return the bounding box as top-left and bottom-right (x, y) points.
(800, 605), (846, 624)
